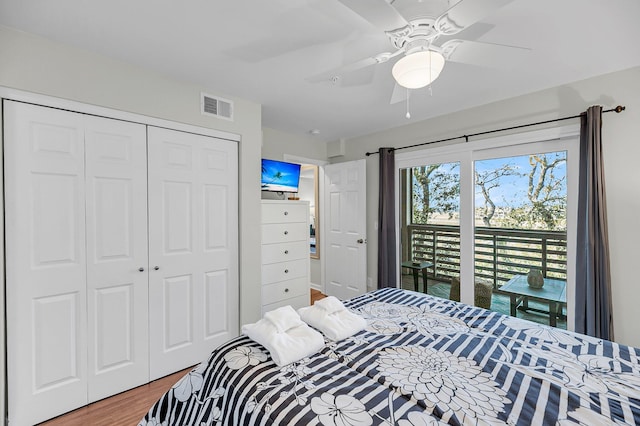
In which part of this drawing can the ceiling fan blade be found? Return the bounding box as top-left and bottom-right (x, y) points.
(436, 22), (495, 45)
(337, 0), (409, 32)
(306, 56), (381, 83)
(441, 39), (530, 68)
(434, 0), (514, 36)
(390, 83), (408, 105)
(340, 66), (377, 87)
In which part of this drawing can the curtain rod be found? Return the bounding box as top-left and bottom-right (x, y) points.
(364, 105), (626, 157)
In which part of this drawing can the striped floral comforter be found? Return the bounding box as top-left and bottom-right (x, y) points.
(140, 287), (640, 425)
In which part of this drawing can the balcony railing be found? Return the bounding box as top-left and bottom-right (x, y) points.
(406, 224), (567, 289)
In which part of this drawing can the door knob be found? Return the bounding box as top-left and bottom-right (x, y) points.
(357, 238), (367, 244)
(284, 250), (289, 254)
(284, 230), (289, 235)
(138, 267), (145, 272)
(154, 266), (160, 270)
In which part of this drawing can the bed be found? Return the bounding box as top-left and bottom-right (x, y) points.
(139, 287), (640, 425)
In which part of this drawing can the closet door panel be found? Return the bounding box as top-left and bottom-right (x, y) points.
(148, 127), (238, 380)
(162, 180), (193, 253)
(33, 293), (81, 387)
(198, 143), (238, 346)
(84, 116), (149, 402)
(204, 184), (228, 250)
(163, 274), (194, 348)
(33, 173), (81, 266)
(205, 270), (229, 336)
(5, 101), (88, 426)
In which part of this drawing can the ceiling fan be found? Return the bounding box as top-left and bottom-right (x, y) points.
(309, 0), (527, 102)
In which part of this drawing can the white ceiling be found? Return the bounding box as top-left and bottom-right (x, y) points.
(1, 0), (639, 142)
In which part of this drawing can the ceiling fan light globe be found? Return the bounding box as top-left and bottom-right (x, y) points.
(392, 51), (445, 89)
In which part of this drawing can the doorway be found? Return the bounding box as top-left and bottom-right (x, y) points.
(284, 155), (327, 293)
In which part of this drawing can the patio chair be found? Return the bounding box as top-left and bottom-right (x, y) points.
(449, 277), (493, 310)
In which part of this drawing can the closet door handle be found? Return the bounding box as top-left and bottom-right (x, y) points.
(284, 250), (289, 254)
(154, 266), (160, 271)
(284, 269), (289, 274)
(284, 288), (289, 293)
(284, 211), (289, 216)
(138, 267), (145, 272)
(284, 230), (288, 235)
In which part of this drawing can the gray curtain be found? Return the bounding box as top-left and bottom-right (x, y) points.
(378, 147), (397, 288)
(575, 105), (614, 340)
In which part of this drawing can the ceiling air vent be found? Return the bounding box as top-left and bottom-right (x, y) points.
(201, 92), (234, 121)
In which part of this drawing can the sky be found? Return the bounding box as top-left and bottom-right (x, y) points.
(474, 152), (567, 208)
(409, 150), (568, 210)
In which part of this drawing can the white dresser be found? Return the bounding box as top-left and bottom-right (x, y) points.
(261, 200), (310, 314)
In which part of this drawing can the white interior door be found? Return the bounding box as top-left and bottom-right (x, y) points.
(84, 116), (149, 402)
(148, 126), (238, 380)
(324, 159), (367, 299)
(5, 101), (88, 425)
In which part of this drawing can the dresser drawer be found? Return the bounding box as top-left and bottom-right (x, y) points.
(262, 222), (308, 244)
(262, 277), (308, 306)
(262, 294), (309, 315)
(262, 258), (307, 285)
(262, 240), (308, 264)
(262, 202), (308, 224)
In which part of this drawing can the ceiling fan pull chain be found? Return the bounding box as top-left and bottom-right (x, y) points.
(405, 88), (411, 119)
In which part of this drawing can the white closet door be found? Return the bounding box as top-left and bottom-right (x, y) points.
(84, 116), (149, 402)
(5, 101), (88, 425)
(148, 127), (238, 380)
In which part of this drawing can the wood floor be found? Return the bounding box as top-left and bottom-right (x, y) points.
(38, 290), (328, 425)
(311, 288), (326, 304)
(38, 367), (191, 426)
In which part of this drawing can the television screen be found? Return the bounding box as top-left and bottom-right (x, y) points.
(261, 159), (301, 193)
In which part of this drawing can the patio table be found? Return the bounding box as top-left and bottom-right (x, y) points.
(400, 261), (433, 293)
(500, 274), (566, 327)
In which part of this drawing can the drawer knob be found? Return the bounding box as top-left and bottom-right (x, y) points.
(284, 269), (289, 274)
(284, 288), (289, 293)
(138, 267), (145, 272)
(284, 230), (289, 235)
(284, 211), (289, 216)
(284, 250), (289, 254)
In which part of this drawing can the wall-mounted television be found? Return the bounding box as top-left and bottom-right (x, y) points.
(261, 158), (301, 193)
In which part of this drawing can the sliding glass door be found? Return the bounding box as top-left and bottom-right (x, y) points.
(397, 128), (578, 330)
(473, 146), (572, 329)
(400, 159), (461, 301)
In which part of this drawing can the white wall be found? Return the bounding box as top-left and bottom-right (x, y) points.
(0, 100), (4, 426)
(0, 24), (264, 345)
(262, 127), (327, 160)
(336, 66), (640, 348)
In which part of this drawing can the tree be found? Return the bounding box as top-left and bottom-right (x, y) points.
(409, 154), (566, 229)
(269, 171), (283, 183)
(474, 164), (520, 226)
(526, 153), (567, 229)
(412, 163), (460, 223)
(503, 152), (567, 230)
